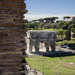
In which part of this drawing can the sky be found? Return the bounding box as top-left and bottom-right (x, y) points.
(25, 0), (75, 21)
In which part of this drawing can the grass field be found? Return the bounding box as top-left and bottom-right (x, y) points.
(26, 55), (75, 75)
(56, 39), (75, 46)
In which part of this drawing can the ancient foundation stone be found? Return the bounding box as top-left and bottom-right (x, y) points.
(0, 0), (27, 75)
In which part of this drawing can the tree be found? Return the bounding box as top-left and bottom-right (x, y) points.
(43, 17), (58, 23)
(25, 21), (40, 30)
(66, 24), (75, 40)
(63, 16), (71, 21)
(57, 21), (65, 29)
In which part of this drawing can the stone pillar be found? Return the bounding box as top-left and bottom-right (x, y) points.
(0, 0), (27, 75)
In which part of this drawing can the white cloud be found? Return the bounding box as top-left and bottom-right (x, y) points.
(24, 14), (75, 21)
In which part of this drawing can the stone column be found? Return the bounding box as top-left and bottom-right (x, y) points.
(0, 0), (27, 75)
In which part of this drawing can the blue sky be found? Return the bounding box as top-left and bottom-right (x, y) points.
(25, 0), (75, 20)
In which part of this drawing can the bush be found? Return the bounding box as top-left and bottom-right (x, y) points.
(44, 29), (67, 40)
(56, 29), (67, 40)
(25, 22), (40, 30)
(71, 28), (75, 33)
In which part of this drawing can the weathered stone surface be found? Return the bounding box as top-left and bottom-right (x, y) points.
(27, 30), (57, 53)
(0, 0), (27, 75)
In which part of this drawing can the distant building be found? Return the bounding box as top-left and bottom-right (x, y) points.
(70, 16), (75, 21)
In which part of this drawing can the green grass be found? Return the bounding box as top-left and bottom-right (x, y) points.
(56, 39), (75, 46)
(43, 28), (66, 32)
(26, 56), (75, 75)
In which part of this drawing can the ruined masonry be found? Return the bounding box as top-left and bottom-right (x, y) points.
(0, 0), (27, 75)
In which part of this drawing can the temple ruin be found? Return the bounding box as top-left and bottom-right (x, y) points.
(27, 30), (57, 53)
(0, 0), (27, 75)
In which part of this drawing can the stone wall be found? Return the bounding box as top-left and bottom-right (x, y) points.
(0, 0), (27, 75)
